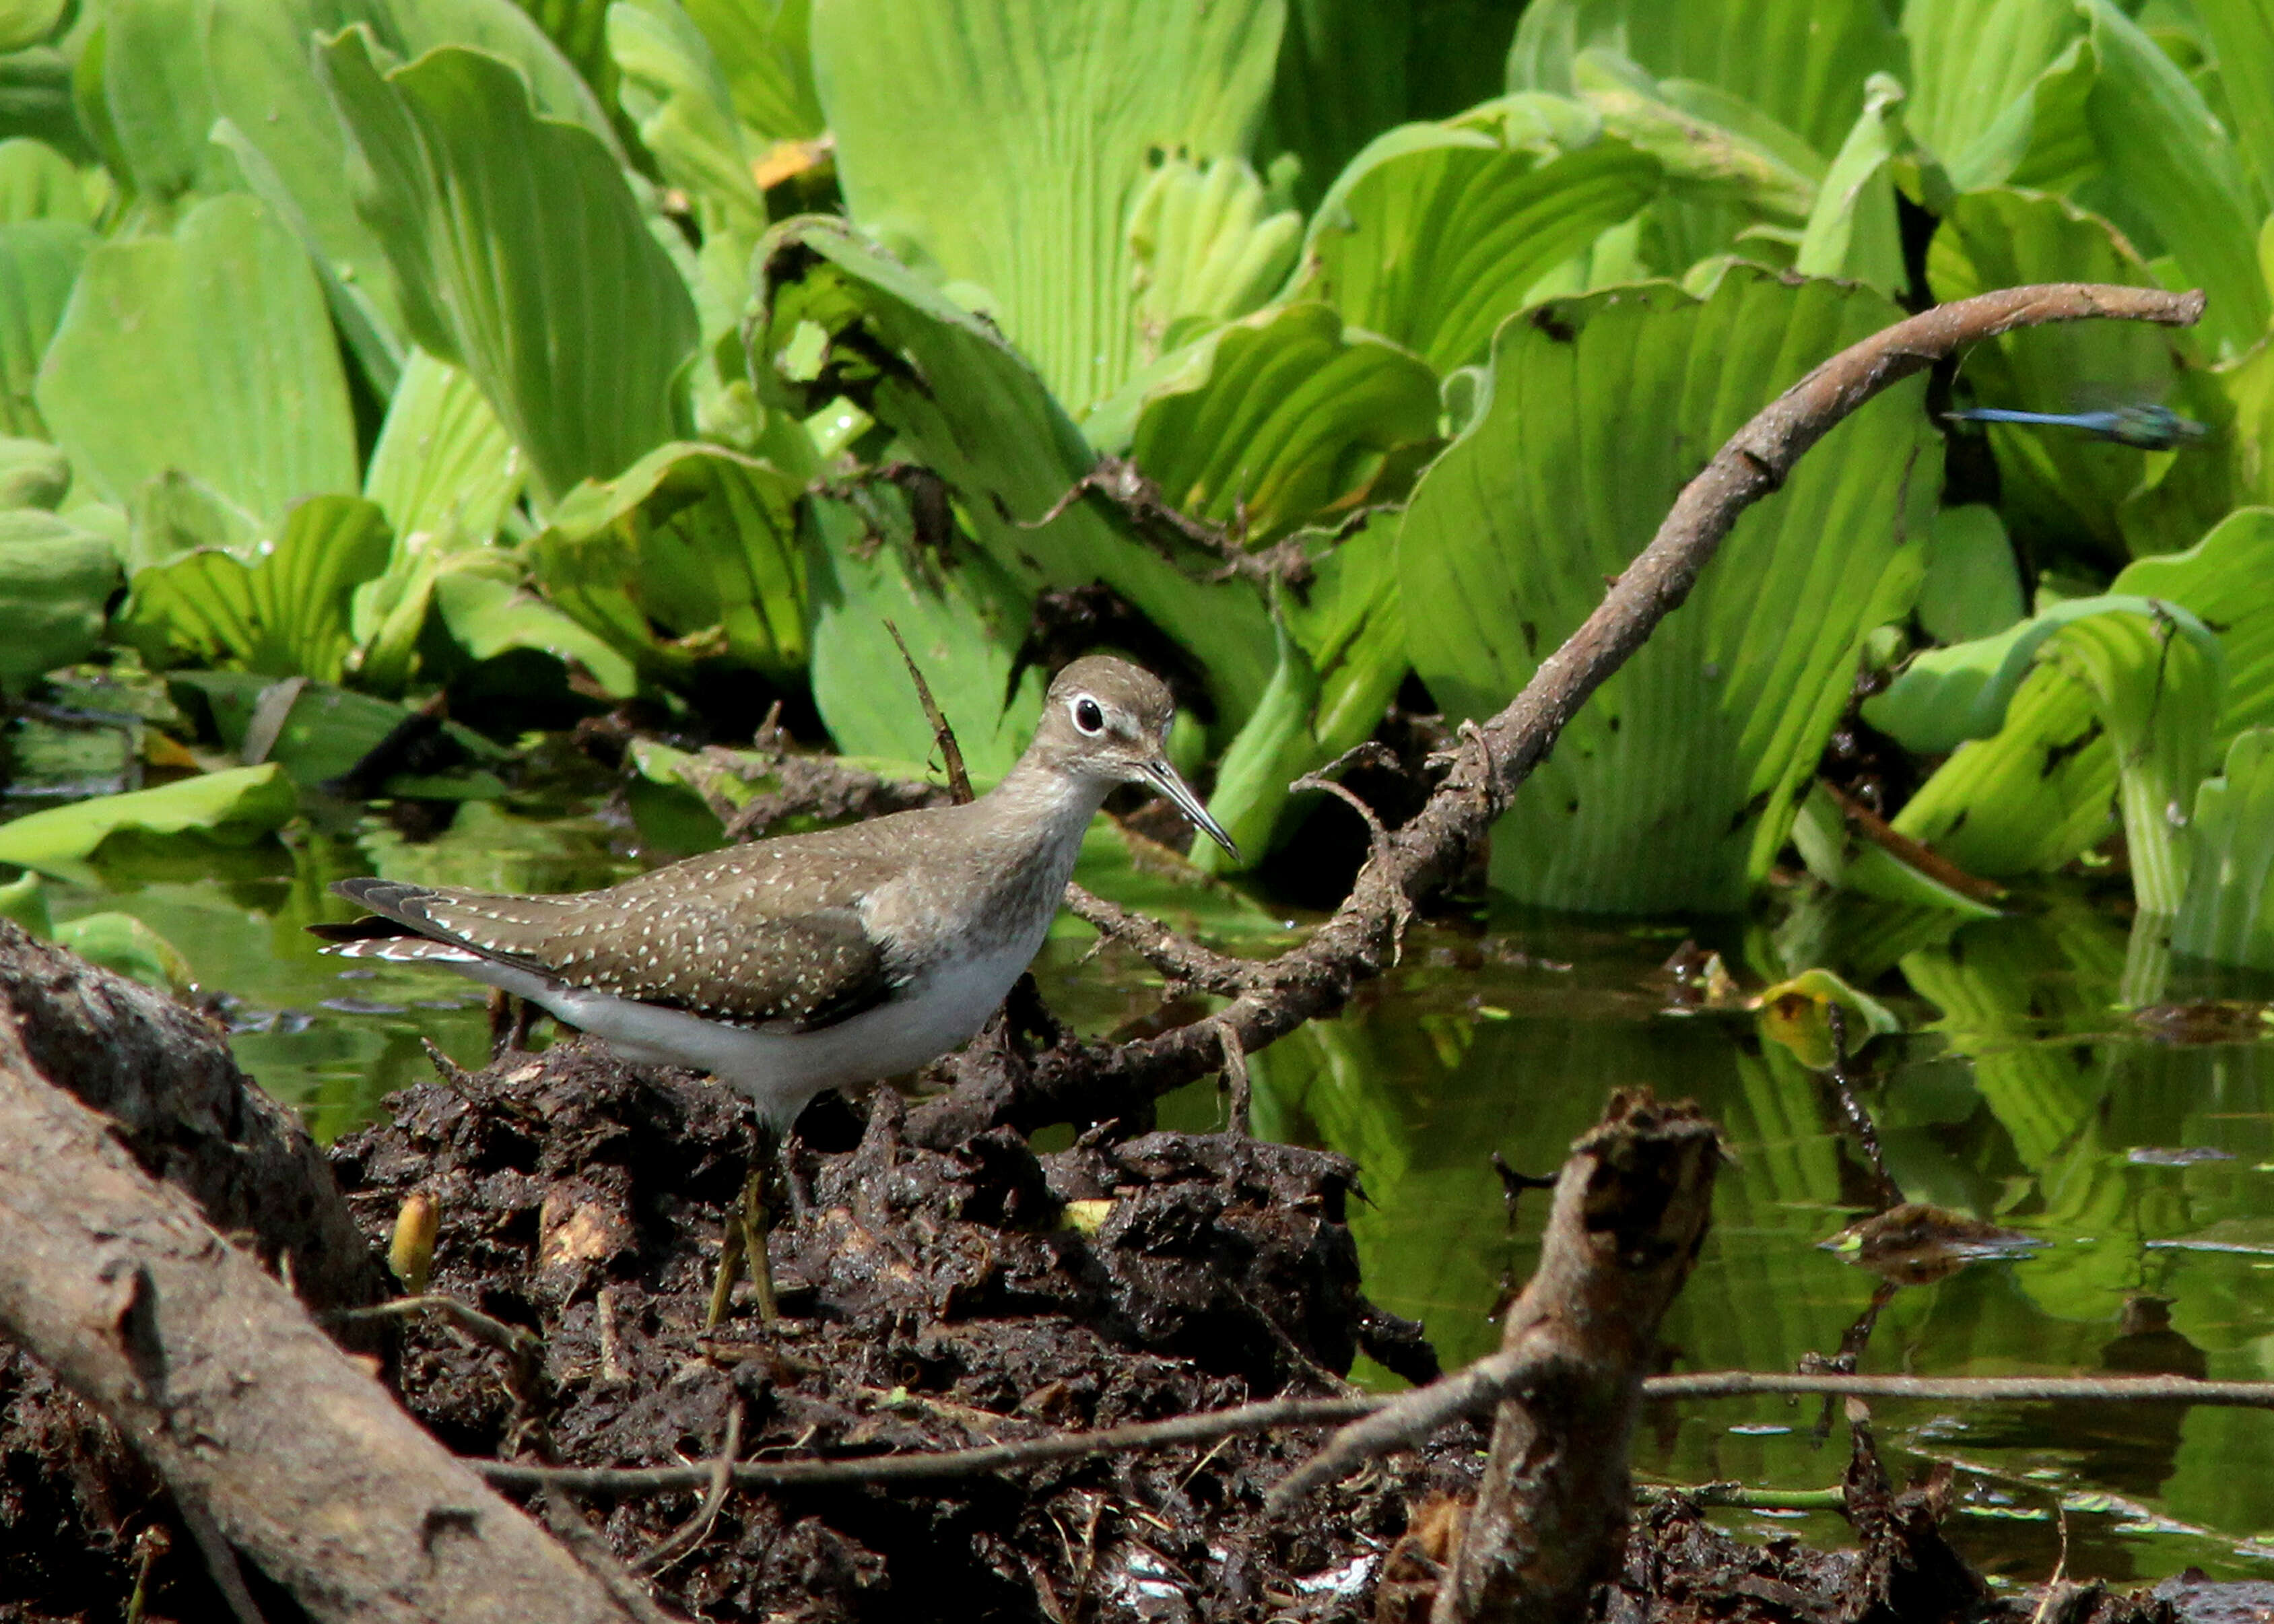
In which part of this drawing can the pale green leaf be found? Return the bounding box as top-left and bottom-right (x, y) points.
(804, 482), (1042, 780)
(1510, 0), (1904, 158)
(119, 494), (393, 681)
(2195, 0), (2274, 212)
(813, 0), (1283, 410)
(0, 135), (88, 222)
(1295, 103), (1659, 373)
(36, 193), (358, 526)
(1793, 73), (1906, 295)
(0, 217), (85, 438)
(430, 553), (638, 698)
(682, 0), (820, 141)
(2172, 728), (2274, 972)
(0, 763), (296, 877)
(1126, 154), (1299, 358)
(1900, 0), (2089, 191)
(378, 0), (626, 160)
(0, 434), (65, 509)
(527, 439), (805, 686)
(1118, 302), (1441, 544)
(1193, 620), (1320, 874)
(123, 469), (259, 574)
(1916, 504), (2024, 646)
(2079, 0), (2268, 358)
(609, 0), (764, 226)
(52, 910), (192, 992)
(100, 0), (232, 200)
(754, 218), (1275, 736)
(1401, 268), (1937, 913)
(321, 30), (698, 506)
(0, 508), (114, 689)
(363, 347), (524, 545)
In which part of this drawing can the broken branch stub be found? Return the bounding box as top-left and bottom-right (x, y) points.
(1434, 1088), (1722, 1624)
(0, 1014), (654, 1624)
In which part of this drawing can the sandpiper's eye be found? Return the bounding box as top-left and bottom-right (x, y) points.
(1072, 696), (1105, 735)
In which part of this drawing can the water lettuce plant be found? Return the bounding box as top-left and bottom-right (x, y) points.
(0, 0), (2265, 975)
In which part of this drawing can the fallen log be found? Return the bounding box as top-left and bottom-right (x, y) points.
(0, 918), (380, 1312)
(0, 1009), (665, 1624)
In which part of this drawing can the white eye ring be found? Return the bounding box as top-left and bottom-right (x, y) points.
(1071, 696), (1105, 735)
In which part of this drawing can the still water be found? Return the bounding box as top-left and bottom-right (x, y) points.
(34, 778), (2274, 1590)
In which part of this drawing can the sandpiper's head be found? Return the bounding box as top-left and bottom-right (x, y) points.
(1032, 655), (1237, 857)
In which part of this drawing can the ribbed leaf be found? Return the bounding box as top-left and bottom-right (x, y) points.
(1126, 155), (1299, 360)
(2173, 729), (2274, 972)
(430, 553), (638, 698)
(609, 0), (764, 227)
(1793, 73), (1906, 296)
(1892, 509), (2274, 883)
(683, 0), (821, 141)
(119, 494), (392, 681)
(0, 217), (83, 438)
(36, 193), (357, 527)
(364, 348), (525, 545)
(1510, 0), (1904, 158)
(1900, 0), (2089, 190)
(1118, 302), (1440, 544)
(1927, 188), (2205, 568)
(1402, 267), (1935, 912)
(1292, 102), (1660, 372)
(527, 440), (805, 686)
(321, 30), (698, 507)
(754, 217), (1275, 735)
(0, 136), (88, 222)
(1915, 504), (2024, 646)
(100, 0), (232, 200)
(812, 0), (1282, 411)
(2195, 0), (2274, 212)
(805, 483), (1043, 780)
(2077, 0), (2267, 358)
(0, 764), (296, 878)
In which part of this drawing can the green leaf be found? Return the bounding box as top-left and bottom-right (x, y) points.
(811, 0), (1283, 411)
(2195, 0), (2274, 213)
(119, 495), (393, 681)
(0, 135), (89, 223)
(1916, 504), (2024, 646)
(0, 215), (84, 437)
(430, 551), (638, 698)
(1292, 101), (1661, 372)
(754, 217), (1275, 736)
(1126, 154), (1300, 358)
(1510, 0), (1904, 158)
(1892, 508), (2274, 881)
(379, 0), (626, 159)
(1572, 56), (1819, 228)
(100, 0), (232, 200)
(1927, 188), (2202, 568)
(804, 481), (1043, 780)
(1900, 0), (2090, 191)
(1401, 267), (1937, 913)
(321, 30), (699, 507)
(0, 507), (116, 689)
(0, 763), (296, 878)
(1755, 966), (1902, 1070)
(682, 0), (822, 141)
(1115, 302), (1441, 544)
(1788, 782), (2001, 917)
(527, 439), (805, 687)
(0, 867), (47, 930)
(2172, 729), (2274, 972)
(363, 347), (525, 545)
(2078, 0), (2268, 358)
(1793, 73), (1906, 296)
(0, 1), (60, 56)
(1065, 815), (1288, 943)
(169, 669), (503, 791)
(36, 193), (357, 527)
(51, 910), (193, 992)
(0, 433), (65, 508)
(1193, 619), (1320, 874)
(609, 0), (764, 227)
(122, 469), (259, 574)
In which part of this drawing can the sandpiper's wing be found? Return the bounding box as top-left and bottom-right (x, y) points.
(315, 846), (902, 1031)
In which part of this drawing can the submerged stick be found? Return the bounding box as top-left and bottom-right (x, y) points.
(909, 283), (2208, 1143)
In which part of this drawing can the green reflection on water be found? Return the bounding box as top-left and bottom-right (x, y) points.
(32, 795), (2274, 1583)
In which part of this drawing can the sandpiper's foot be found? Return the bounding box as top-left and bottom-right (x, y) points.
(706, 1133), (782, 1328)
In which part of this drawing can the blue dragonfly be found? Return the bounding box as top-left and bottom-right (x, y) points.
(1942, 401), (2207, 450)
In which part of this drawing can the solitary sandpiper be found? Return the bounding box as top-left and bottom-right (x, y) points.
(312, 656), (1234, 1315)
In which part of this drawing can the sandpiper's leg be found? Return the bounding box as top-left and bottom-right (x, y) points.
(705, 1125), (782, 1328)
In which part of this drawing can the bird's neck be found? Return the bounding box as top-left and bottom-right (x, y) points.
(974, 758), (1111, 867)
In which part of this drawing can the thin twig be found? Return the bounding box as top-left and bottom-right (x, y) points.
(178, 1497), (265, 1624)
(883, 618), (972, 803)
(1215, 1020), (1251, 1137)
(1062, 883), (1257, 996)
(636, 1398), (744, 1571)
(467, 1366), (2274, 1499)
(329, 1293), (541, 1363)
